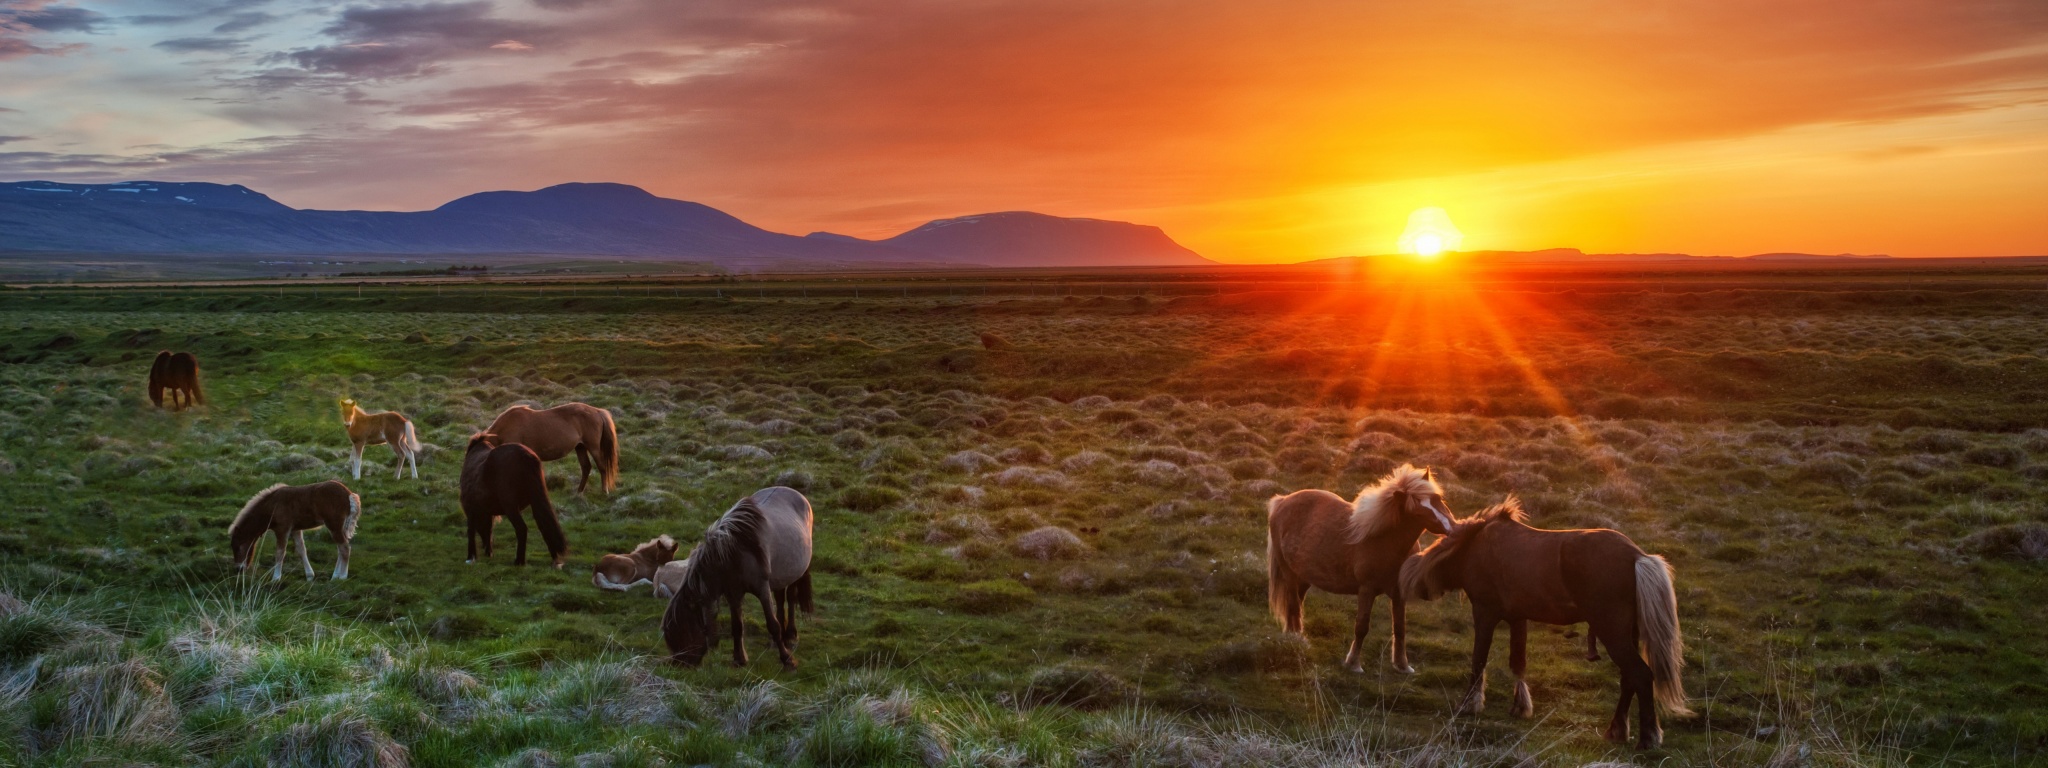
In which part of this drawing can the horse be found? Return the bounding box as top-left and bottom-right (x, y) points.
(341, 398), (421, 480)
(484, 403), (619, 494)
(1266, 464), (1455, 673)
(459, 432), (568, 568)
(593, 534), (679, 591)
(147, 351), (204, 410)
(1401, 497), (1690, 749)
(652, 558), (690, 600)
(661, 487), (814, 669)
(229, 481), (361, 581)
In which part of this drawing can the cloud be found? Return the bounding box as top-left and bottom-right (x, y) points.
(1, 0), (101, 59)
(0, 135), (31, 144)
(277, 1), (558, 80)
(213, 11), (276, 34)
(154, 36), (246, 53)
(489, 39), (532, 51)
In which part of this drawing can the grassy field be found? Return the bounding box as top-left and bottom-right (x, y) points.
(1, 262), (2045, 766)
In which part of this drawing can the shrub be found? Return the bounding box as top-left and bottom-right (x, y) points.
(957, 579), (1035, 614)
(1013, 526), (1089, 560)
(838, 485), (904, 513)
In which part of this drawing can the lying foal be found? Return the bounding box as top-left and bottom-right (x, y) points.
(592, 534), (679, 591)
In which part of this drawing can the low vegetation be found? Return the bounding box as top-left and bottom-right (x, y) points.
(1, 265), (2043, 765)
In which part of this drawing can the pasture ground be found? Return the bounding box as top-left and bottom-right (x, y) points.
(1, 261), (2045, 766)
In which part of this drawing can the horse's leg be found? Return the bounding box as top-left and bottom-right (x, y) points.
(1459, 604), (1500, 715)
(728, 592), (749, 667)
(755, 585), (794, 670)
(1509, 619), (1534, 718)
(508, 511), (530, 566)
(779, 585), (798, 648)
(331, 525), (350, 580)
(1592, 618), (1640, 744)
(392, 443), (405, 480)
(407, 445), (418, 480)
(1585, 627), (1601, 661)
(574, 444), (593, 494)
(271, 529), (289, 582)
(1390, 591), (1415, 674)
(352, 443), (363, 480)
(1342, 590), (1374, 673)
(295, 530), (315, 579)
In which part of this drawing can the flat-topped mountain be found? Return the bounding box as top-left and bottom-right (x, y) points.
(0, 181), (1211, 267)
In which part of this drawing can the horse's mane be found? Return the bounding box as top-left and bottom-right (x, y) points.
(1346, 463), (1443, 544)
(676, 498), (769, 602)
(228, 483), (287, 542)
(1400, 496), (1526, 600)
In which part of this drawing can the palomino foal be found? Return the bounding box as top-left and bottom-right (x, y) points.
(229, 481), (361, 581)
(341, 398), (421, 480)
(593, 534), (679, 591)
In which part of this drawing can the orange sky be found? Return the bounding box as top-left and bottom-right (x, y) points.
(3, 0), (2046, 260)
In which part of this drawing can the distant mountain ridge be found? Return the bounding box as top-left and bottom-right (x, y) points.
(0, 180), (1216, 268)
(1302, 247), (1892, 265)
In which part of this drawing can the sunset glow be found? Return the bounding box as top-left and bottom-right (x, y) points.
(1398, 207), (1463, 257)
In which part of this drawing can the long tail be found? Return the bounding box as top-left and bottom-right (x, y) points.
(1265, 497), (1293, 629)
(529, 476), (569, 562)
(793, 568), (815, 614)
(402, 420), (421, 455)
(598, 414), (619, 493)
(1635, 554), (1692, 716)
(343, 492), (362, 540)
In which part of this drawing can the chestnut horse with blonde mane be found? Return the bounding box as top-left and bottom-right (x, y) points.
(1401, 497), (1690, 749)
(1266, 464), (1455, 673)
(229, 481), (360, 581)
(341, 398), (421, 480)
(485, 403), (619, 494)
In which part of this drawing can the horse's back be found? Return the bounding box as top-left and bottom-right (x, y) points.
(750, 486), (814, 588)
(1558, 528), (1648, 607)
(1266, 489), (1367, 592)
(488, 403), (605, 459)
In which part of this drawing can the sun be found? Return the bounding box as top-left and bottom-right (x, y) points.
(1397, 207), (1464, 258)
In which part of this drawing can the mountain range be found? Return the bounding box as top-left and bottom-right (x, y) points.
(0, 181), (1215, 268)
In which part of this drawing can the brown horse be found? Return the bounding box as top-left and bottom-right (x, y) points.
(229, 481), (361, 581)
(484, 403), (618, 494)
(593, 534), (679, 591)
(341, 398), (421, 480)
(1266, 464), (1455, 673)
(1401, 497), (1690, 749)
(662, 487), (814, 669)
(147, 351), (204, 410)
(459, 433), (568, 568)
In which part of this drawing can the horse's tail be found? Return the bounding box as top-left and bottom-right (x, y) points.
(793, 567), (815, 614)
(529, 475), (569, 563)
(1635, 554), (1692, 717)
(343, 491), (362, 541)
(597, 412), (619, 493)
(1265, 496), (1296, 630)
(402, 419), (421, 455)
(187, 359), (205, 405)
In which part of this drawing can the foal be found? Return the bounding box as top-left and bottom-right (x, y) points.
(593, 534), (679, 591)
(229, 481), (361, 581)
(341, 398), (421, 480)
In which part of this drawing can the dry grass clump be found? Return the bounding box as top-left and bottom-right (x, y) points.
(535, 659), (683, 727)
(1960, 523), (2048, 562)
(51, 657), (180, 747)
(1013, 526), (1089, 560)
(990, 466), (1070, 489)
(942, 450), (998, 473)
(926, 514), (997, 544)
(718, 680), (788, 738)
(1061, 450), (1112, 472)
(1023, 664), (1134, 710)
(262, 705), (410, 768)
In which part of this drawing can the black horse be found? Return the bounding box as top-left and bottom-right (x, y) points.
(148, 351), (204, 410)
(459, 432), (567, 568)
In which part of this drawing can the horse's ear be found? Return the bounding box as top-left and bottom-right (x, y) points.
(1424, 466), (1436, 481)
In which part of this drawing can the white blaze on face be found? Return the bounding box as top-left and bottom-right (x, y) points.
(1422, 495), (1454, 532)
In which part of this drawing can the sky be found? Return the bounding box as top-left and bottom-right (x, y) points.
(2, 0), (2045, 262)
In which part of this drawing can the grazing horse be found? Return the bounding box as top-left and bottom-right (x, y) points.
(229, 481), (361, 581)
(593, 534), (679, 591)
(340, 398), (421, 480)
(459, 433), (568, 568)
(484, 403), (619, 494)
(147, 351), (205, 410)
(1401, 497), (1690, 749)
(661, 487), (814, 669)
(1266, 464), (1455, 673)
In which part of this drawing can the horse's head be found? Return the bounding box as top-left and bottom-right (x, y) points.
(662, 589), (719, 667)
(1397, 466), (1456, 535)
(644, 534), (680, 564)
(466, 432), (500, 453)
(339, 398), (358, 424)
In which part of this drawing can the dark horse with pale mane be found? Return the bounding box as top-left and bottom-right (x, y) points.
(1401, 497), (1690, 749)
(485, 403), (619, 494)
(1266, 464), (1455, 673)
(459, 432), (568, 568)
(662, 487), (814, 669)
(147, 351), (204, 411)
(229, 480), (360, 581)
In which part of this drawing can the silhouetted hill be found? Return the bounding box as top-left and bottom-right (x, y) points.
(0, 181), (1211, 267)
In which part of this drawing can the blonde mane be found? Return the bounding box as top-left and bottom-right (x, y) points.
(1400, 495), (1526, 601)
(229, 483), (289, 533)
(1345, 464), (1443, 544)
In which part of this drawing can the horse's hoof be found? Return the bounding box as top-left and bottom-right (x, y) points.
(1393, 664), (1416, 675)
(1344, 662), (1365, 674)
(1636, 735), (1662, 751)
(1604, 725), (1629, 743)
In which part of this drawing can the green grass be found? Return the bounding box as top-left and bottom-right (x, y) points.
(2, 265), (2045, 765)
